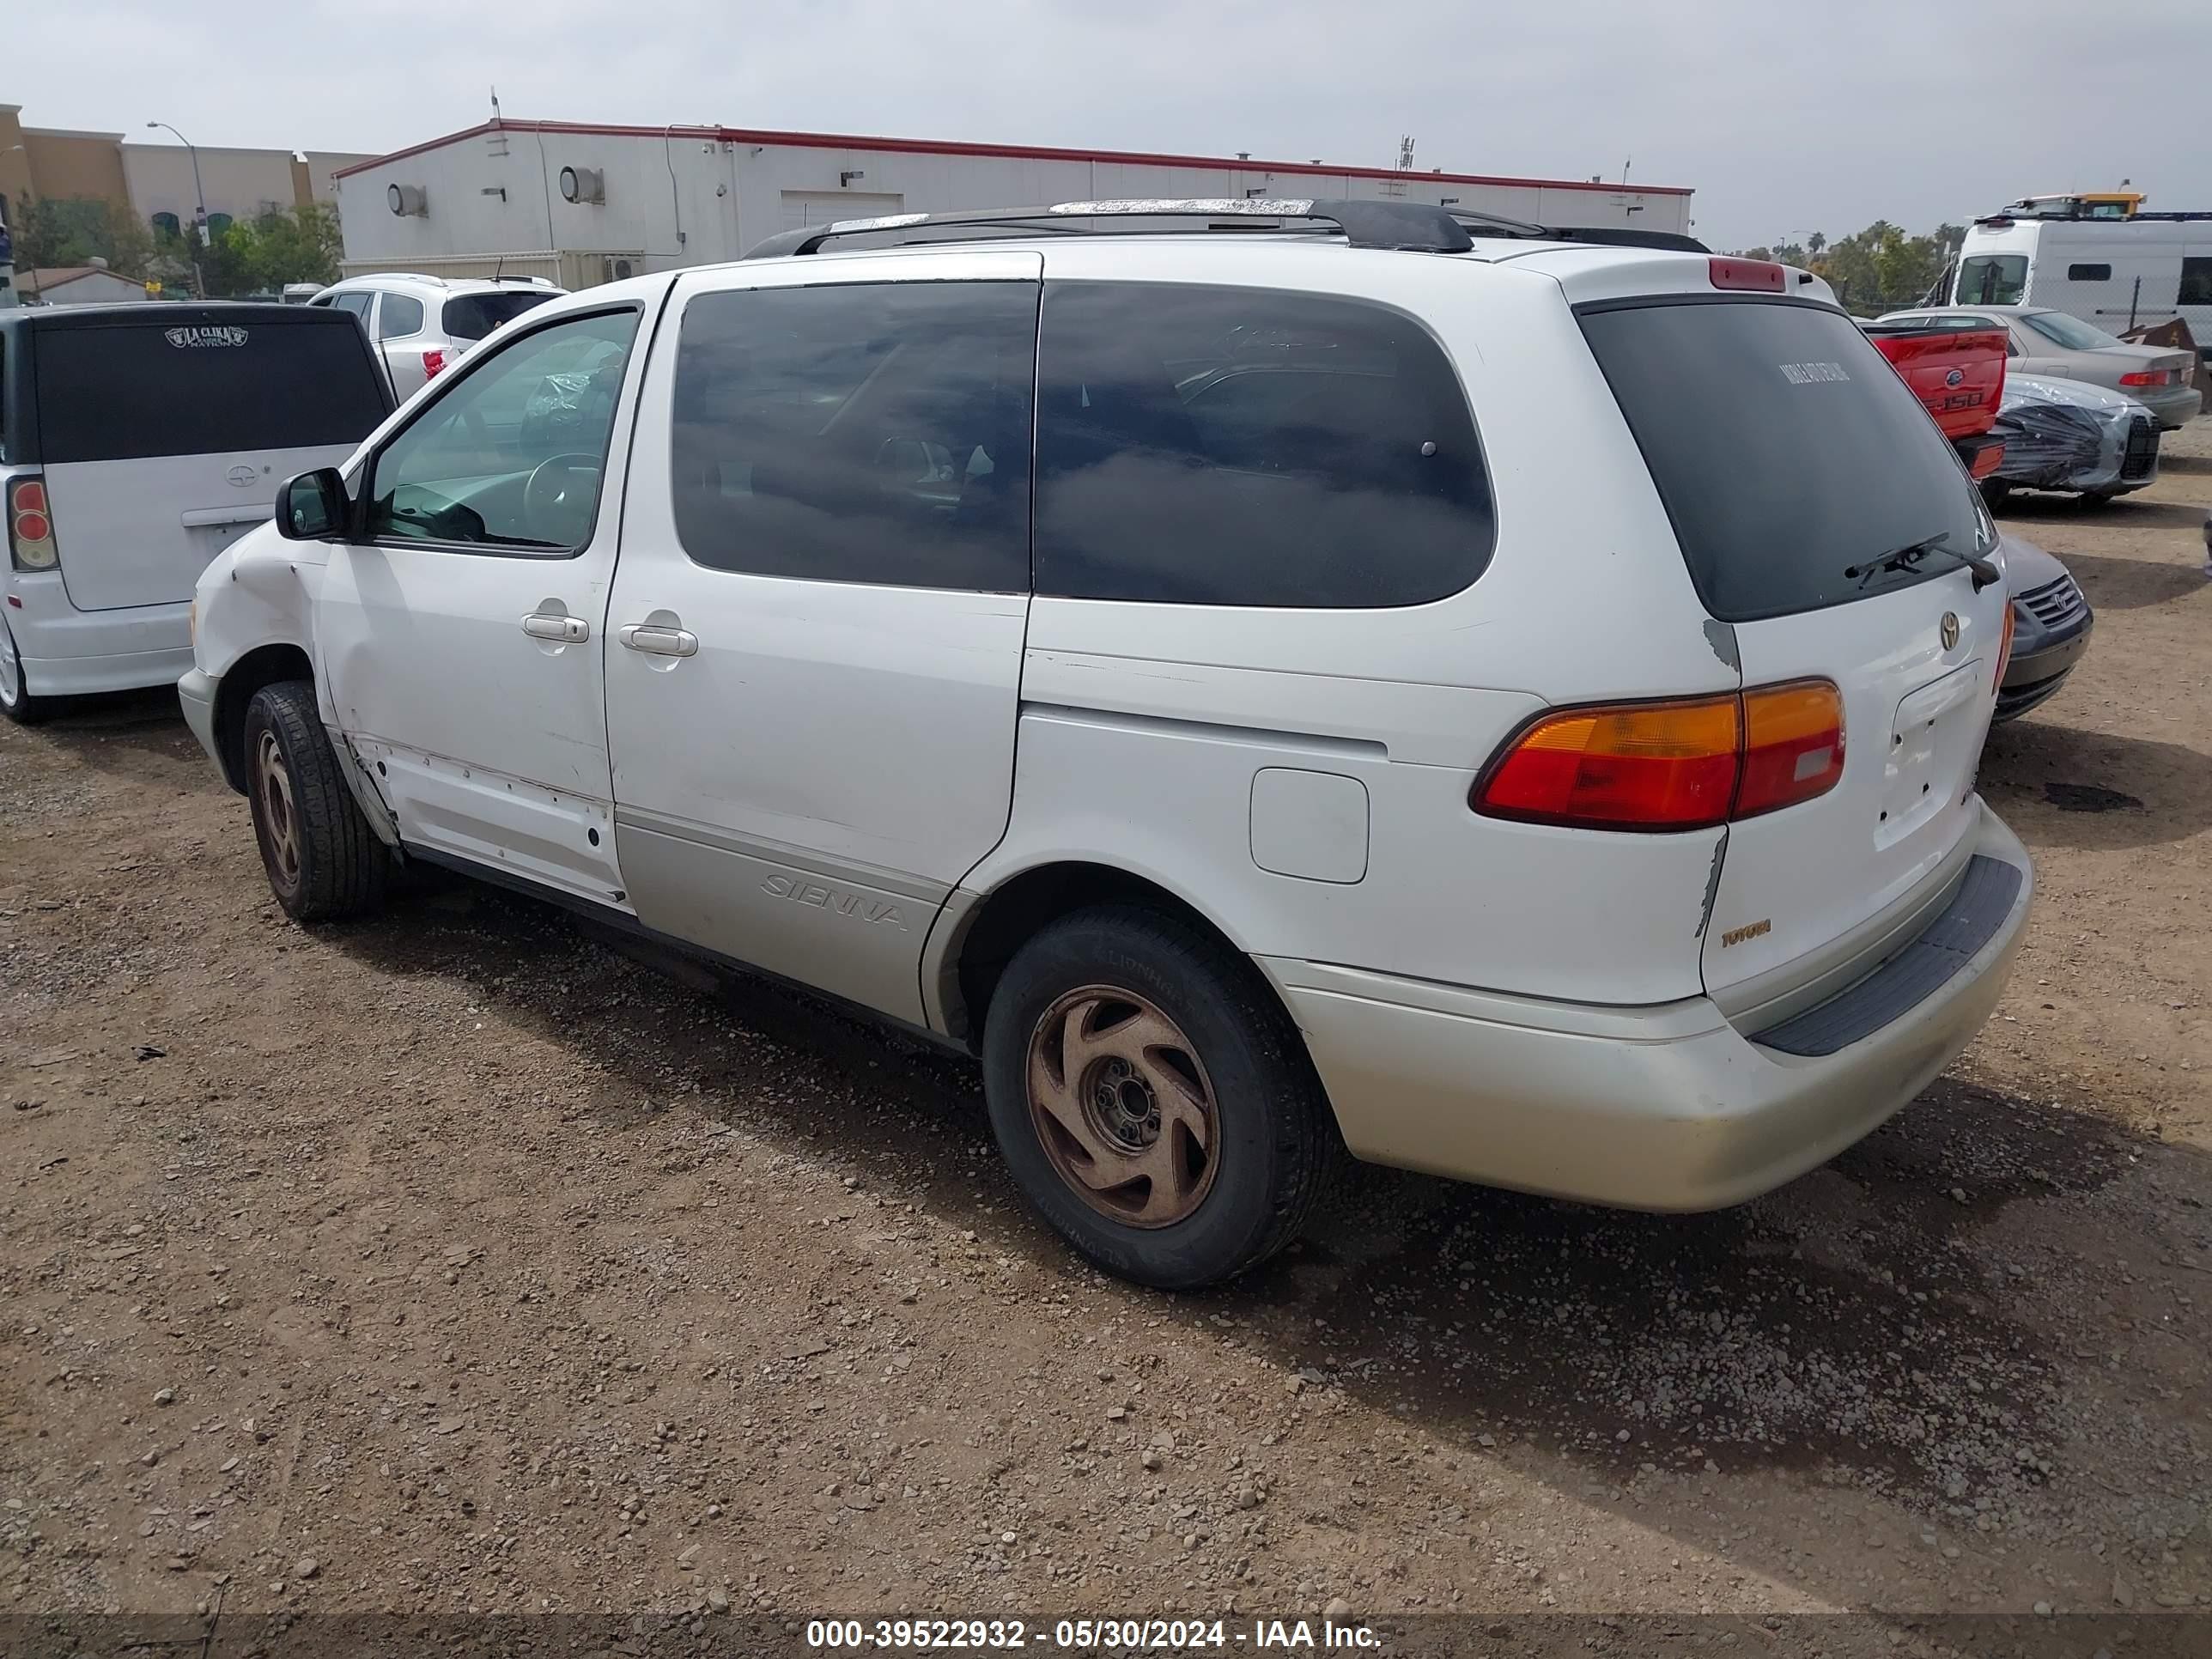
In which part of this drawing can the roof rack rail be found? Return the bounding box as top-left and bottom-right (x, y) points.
(741, 199), (1711, 263)
(742, 198), (1492, 259)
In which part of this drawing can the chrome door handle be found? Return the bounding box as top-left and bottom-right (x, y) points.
(522, 612), (590, 642)
(618, 623), (698, 658)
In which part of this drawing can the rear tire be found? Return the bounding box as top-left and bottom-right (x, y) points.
(980, 904), (1337, 1290)
(1978, 480), (2013, 511)
(242, 680), (387, 921)
(0, 617), (56, 726)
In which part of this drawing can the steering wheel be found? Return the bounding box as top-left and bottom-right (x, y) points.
(522, 453), (603, 545)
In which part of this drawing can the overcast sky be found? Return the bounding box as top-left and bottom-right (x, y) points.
(17, 0), (2212, 249)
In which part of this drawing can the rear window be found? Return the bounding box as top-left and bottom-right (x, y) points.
(1580, 299), (1984, 623)
(33, 318), (388, 464)
(442, 290), (556, 342)
(1033, 282), (1494, 607)
(2021, 311), (2122, 350)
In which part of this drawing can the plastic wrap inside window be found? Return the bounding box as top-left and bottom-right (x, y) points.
(520, 367), (622, 453)
(1990, 374), (2136, 491)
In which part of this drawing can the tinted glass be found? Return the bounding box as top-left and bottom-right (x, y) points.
(1033, 283), (1492, 607)
(1958, 255), (2026, 305)
(1580, 299), (1986, 623)
(368, 308), (637, 553)
(442, 289), (557, 342)
(670, 281), (1037, 592)
(376, 293), (424, 338)
(2181, 258), (2212, 307)
(32, 319), (388, 464)
(2067, 263), (2112, 282)
(2023, 311), (2122, 350)
(331, 292), (373, 325)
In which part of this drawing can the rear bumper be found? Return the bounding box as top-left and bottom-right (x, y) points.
(2141, 386), (2201, 429)
(1270, 800), (2032, 1212)
(3, 572), (192, 696)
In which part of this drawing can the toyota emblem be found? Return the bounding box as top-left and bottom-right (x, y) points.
(226, 465), (258, 488)
(1940, 611), (1960, 651)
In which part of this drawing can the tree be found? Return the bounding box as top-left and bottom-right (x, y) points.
(11, 195), (156, 279)
(222, 202), (343, 290)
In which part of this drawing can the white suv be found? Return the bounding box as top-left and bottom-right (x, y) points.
(309, 272), (563, 402)
(180, 201), (2033, 1289)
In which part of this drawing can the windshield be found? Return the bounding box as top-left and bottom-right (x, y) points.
(1580, 299), (1986, 623)
(1957, 255), (2026, 306)
(2022, 311), (2124, 351)
(442, 289), (557, 342)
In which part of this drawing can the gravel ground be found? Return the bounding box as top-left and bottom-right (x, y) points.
(3, 424), (2209, 1644)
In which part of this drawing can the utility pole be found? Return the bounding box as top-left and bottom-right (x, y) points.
(146, 122), (208, 297)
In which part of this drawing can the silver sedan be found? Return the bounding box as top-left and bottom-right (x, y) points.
(1876, 305), (2201, 428)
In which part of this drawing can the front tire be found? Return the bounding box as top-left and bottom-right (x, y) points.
(0, 617), (56, 726)
(242, 681), (387, 921)
(980, 905), (1336, 1290)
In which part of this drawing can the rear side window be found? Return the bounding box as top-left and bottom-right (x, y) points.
(2178, 258), (2212, 307)
(2067, 262), (2112, 282)
(670, 281), (1037, 592)
(377, 293), (424, 338)
(1034, 283), (1492, 606)
(1958, 254), (2027, 306)
(32, 319), (389, 464)
(1580, 299), (1983, 623)
(443, 290), (557, 342)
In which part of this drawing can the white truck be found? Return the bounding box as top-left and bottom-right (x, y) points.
(1952, 193), (2212, 363)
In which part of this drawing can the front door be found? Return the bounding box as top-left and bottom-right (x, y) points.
(315, 301), (646, 906)
(605, 250), (1040, 1023)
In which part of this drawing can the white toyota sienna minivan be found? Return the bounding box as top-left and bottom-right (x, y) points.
(179, 201), (2033, 1289)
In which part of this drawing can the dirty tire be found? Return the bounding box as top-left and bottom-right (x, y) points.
(242, 680), (387, 921)
(981, 904), (1337, 1290)
(0, 616), (56, 726)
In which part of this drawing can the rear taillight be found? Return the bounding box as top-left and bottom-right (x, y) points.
(7, 476), (58, 571)
(423, 348), (448, 380)
(1736, 680), (1846, 819)
(2118, 369), (2168, 387)
(1709, 258), (1787, 292)
(1476, 695), (1742, 831)
(1995, 603), (2016, 694)
(1969, 441), (2005, 480)
(1474, 681), (1847, 832)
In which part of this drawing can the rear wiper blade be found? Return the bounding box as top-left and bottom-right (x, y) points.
(1845, 532), (2000, 591)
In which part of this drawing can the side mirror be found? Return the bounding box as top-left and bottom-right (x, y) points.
(276, 468), (349, 541)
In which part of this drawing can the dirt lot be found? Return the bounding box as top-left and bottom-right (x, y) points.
(3, 427), (2210, 1649)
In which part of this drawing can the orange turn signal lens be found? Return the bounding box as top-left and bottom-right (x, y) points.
(1994, 603), (2016, 694)
(1475, 695), (1742, 831)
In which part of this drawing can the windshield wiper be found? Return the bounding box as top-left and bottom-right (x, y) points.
(1845, 532), (2000, 592)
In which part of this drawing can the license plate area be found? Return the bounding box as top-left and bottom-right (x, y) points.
(1880, 661), (1984, 848)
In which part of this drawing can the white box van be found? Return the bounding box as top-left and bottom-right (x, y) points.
(180, 202), (2033, 1289)
(1, 303), (391, 722)
(1954, 202), (2212, 360)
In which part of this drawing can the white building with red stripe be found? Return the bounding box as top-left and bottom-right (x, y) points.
(334, 118), (1692, 287)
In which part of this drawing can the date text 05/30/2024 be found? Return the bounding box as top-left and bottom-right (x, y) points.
(805, 1619), (1382, 1650)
